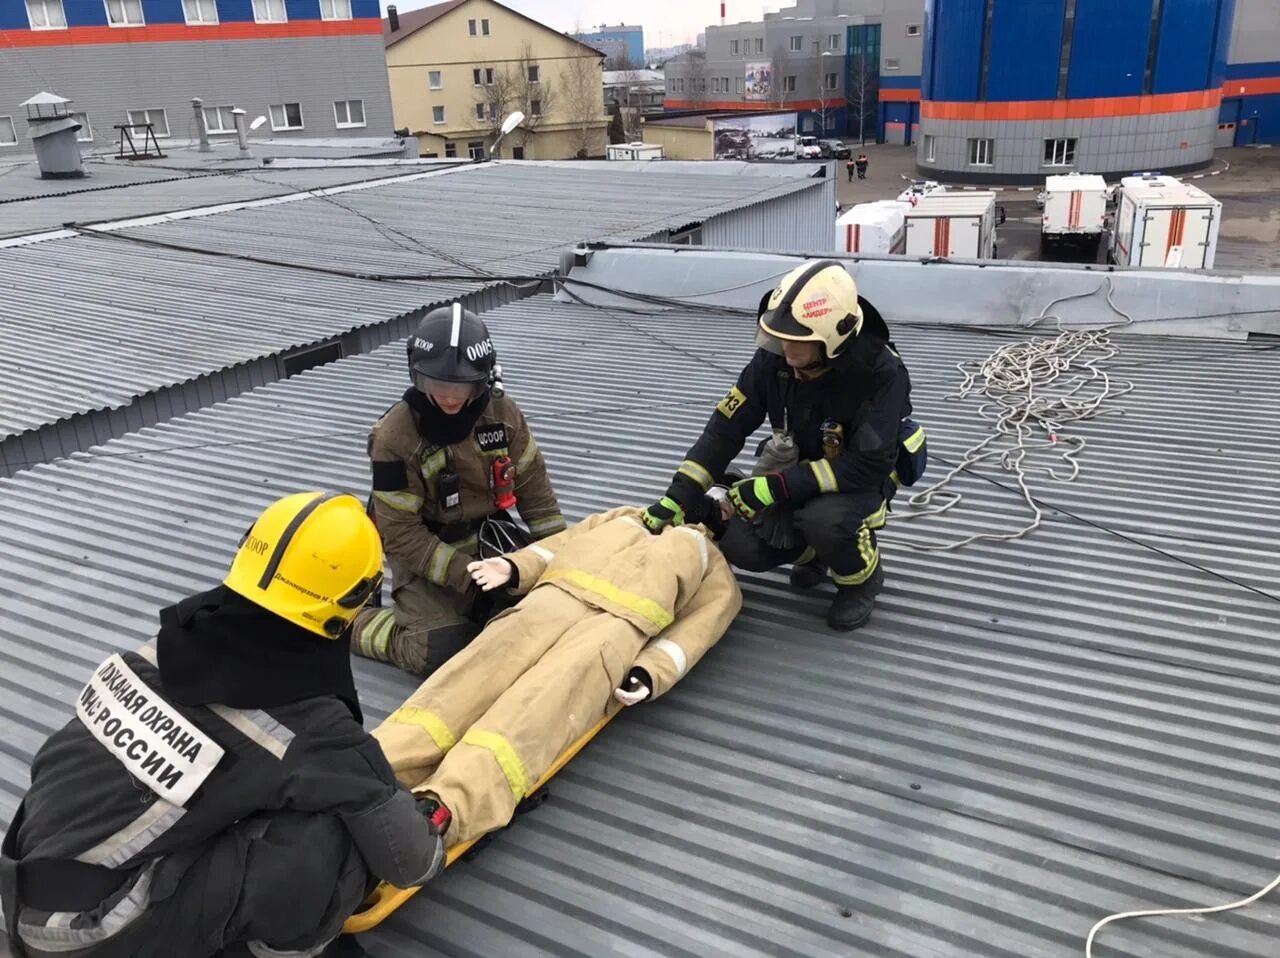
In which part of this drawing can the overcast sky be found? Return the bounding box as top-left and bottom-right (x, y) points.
(380, 0), (774, 48)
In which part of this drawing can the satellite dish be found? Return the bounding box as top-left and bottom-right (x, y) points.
(500, 111), (525, 136)
(249, 115), (268, 132)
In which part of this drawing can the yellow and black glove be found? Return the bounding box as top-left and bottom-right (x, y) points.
(641, 496), (686, 532)
(728, 474), (788, 521)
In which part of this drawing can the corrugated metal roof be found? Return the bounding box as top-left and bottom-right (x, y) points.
(1, 295), (1277, 956)
(0, 163), (825, 447)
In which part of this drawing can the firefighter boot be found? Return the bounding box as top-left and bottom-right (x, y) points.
(789, 559), (827, 589)
(827, 560), (884, 632)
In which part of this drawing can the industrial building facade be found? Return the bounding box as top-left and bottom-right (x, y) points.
(916, 0), (1280, 182)
(573, 23), (644, 66)
(0, 0), (393, 153)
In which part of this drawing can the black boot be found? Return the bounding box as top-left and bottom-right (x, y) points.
(321, 937), (371, 957)
(827, 561), (884, 631)
(789, 560), (827, 589)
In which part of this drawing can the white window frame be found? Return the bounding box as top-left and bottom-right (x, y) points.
(754, 38), (763, 54)
(251, 0), (286, 24)
(828, 33), (839, 50)
(480, 17), (490, 35)
(789, 35), (802, 52)
(472, 68), (482, 86)
(182, 0), (218, 24)
(484, 67), (495, 85)
(530, 98), (542, 117)
(783, 75), (797, 93)
(428, 70), (443, 90)
(474, 102), (486, 121)
(824, 72), (838, 90)
(884, 57), (901, 70)
(25, 0), (67, 29)
(736, 76), (744, 94)
(104, 0), (144, 27)
(467, 18), (476, 36)
(0, 117), (18, 147)
(527, 64), (540, 83)
(906, 23), (922, 37)
(202, 105), (237, 135)
(269, 102), (304, 131)
(319, 0), (351, 21)
(126, 108), (170, 137)
(729, 39), (738, 55)
(968, 137), (994, 166)
(333, 99), (365, 129)
(432, 105), (446, 124)
(923, 134), (936, 163)
(467, 140), (484, 160)
(444, 141), (457, 157)
(1043, 136), (1077, 166)
(71, 111), (93, 142)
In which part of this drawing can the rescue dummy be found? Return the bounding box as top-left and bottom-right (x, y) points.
(372, 499), (742, 847)
(0, 493), (449, 958)
(643, 260), (925, 632)
(352, 303), (566, 676)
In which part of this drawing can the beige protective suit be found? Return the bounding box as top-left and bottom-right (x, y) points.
(373, 506), (743, 846)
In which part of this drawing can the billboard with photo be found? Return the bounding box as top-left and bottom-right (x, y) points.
(745, 62), (772, 101)
(712, 112), (799, 161)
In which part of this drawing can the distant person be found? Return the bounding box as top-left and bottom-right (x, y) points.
(846, 157), (856, 182)
(856, 153), (869, 179)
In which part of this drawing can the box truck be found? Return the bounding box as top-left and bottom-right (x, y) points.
(606, 142), (664, 161)
(903, 191), (1005, 259)
(1109, 174), (1221, 269)
(1041, 172), (1108, 257)
(836, 200), (910, 254)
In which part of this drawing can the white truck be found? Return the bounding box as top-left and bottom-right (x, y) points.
(1041, 172), (1108, 258)
(903, 191), (1005, 259)
(1109, 174), (1222, 269)
(836, 200), (910, 255)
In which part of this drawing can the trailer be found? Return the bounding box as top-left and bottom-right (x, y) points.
(903, 191), (1005, 259)
(606, 142), (664, 161)
(1109, 174), (1221, 269)
(1041, 172), (1108, 258)
(836, 200), (910, 255)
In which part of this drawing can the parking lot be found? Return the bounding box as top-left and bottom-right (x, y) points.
(833, 142), (1280, 271)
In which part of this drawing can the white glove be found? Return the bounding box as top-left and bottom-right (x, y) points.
(613, 675), (651, 707)
(467, 557), (513, 592)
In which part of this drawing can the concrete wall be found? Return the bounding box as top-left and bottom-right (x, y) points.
(0, 35), (393, 153)
(641, 122), (713, 160)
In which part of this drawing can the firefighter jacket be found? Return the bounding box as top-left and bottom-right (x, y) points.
(667, 336), (913, 508)
(1, 641), (441, 957)
(369, 389), (565, 596)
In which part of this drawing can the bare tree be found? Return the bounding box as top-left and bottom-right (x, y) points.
(474, 63), (518, 144)
(844, 47), (878, 145)
(609, 49), (645, 139)
(686, 50), (708, 107)
(561, 51), (604, 158)
(769, 46), (791, 109)
(511, 40), (554, 149)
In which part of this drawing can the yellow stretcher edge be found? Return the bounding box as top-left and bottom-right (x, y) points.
(342, 711), (616, 935)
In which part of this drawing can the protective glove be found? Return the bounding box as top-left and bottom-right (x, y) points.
(613, 674), (651, 706)
(641, 496), (686, 533)
(728, 474), (787, 521)
(467, 557), (513, 591)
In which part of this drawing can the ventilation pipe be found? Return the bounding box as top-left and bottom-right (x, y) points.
(388, 4), (399, 30)
(21, 92), (84, 179)
(192, 97), (211, 152)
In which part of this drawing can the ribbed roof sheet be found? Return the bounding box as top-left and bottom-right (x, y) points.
(0, 295), (1277, 956)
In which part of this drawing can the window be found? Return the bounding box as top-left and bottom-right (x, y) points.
(269, 102), (304, 131)
(923, 134), (936, 162)
(824, 72), (838, 90)
(530, 99), (542, 117)
(202, 105), (237, 134)
(512, 146), (524, 159)
(783, 75), (796, 92)
(105, 0), (144, 26)
(26, 0), (67, 29)
(906, 23), (921, 37)
(729, 39), (738, 55)
(432, 105), (445, 124)
(428, 70), (442, 89)
(468, 18), (476, 35)
(527, 65), (540, 83)
(71, 112), (93, 142)
(251, 0), (285, 22)
(319, 0), (351, 20)
(968, 137), (994, 166)
(182, 0), (217, 23)
(127, 108), (170, 137)
(884, 57), (900, 70)
(481, 18), (489, 35)
(445, 142), (457, 157)
(484, 67), (495, 85)
(0, 117), (17, 147)
(711, 77), (720, 94)
(754, 38), (763, 54)
(1044, 137), (1077, 166)
(828, 33), (839, 49)
(333, 99), (365, 128)
(475, 103), (486, 120)
(789, 35), (802, 52)
(467, 140), (484, 160)
(736, 76), (744, 94)
(472, 68), (482, 85)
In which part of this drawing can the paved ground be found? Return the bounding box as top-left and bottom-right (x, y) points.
(833, 143), (1280, 272)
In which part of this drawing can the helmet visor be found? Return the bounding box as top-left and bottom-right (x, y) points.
(412, 372), (487, 403)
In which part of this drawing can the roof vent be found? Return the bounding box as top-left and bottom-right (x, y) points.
(21, 91), (84, 180)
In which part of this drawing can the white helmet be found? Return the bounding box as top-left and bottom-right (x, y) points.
(758, 260), (863, 360)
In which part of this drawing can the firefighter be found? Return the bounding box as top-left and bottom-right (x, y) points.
(0, 492), (449, 958)
(372, 498), (742, 847)
(855, 152), (869, 179)
(352, 303), (566, 676)
(642, 261), (923, 632)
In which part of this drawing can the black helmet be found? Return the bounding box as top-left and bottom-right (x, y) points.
(406, 303), (499, 405)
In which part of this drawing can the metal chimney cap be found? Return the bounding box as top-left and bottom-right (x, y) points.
(21, 91), (71, 107)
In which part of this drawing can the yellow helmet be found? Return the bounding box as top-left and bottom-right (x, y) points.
(758, 260), (864, 359)
(224, 492), (384, 639)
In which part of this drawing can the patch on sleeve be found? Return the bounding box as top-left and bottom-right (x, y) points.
(371, 459), (409, 491)
(475, 423), (509, 453)
(716, 385), (748, 419)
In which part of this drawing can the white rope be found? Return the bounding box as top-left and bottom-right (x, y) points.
(1085, 871), (1280, 956)
(887, 277), (1135, 552)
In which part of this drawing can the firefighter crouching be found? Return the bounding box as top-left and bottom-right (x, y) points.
(352, 303), (566, 676)
(643, 260), (926, 631)
(0, 492), (449, 958)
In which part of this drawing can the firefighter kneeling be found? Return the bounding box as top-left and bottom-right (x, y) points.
(643, 260), (926, 631)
